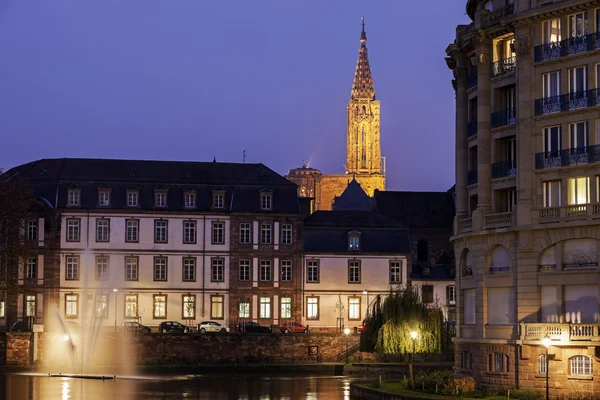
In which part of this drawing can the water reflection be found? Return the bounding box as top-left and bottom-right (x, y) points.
(1, 373), (353, 400)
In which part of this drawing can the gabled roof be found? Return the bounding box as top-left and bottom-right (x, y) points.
(332, 179), (373, 211)
(374, 190), (455, 229)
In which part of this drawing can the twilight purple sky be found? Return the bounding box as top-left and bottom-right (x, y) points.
(0, 0), (469, 191)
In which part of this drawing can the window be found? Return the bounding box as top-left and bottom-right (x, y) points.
(307, 297), (319, 320)
(447, 285), (456, 305)
(260, 192), (272, 210)
(211, 295), (224, 319)
(27, 220), (37, 242)
(95, 295), (108, 318)
(542, 18), (561, 44)
(260, 222), (272, 244)
(26, 257), (36, 280)
(154, 257), (167, 281)
(212, 221), (224, 244)
(182, 295), (195, 319)
(125, 256), (138, 281)
(125, 294), (138, 318)
(390, 261), (402, 284)
(260, 260), (271, 281)
(239, 259), (250, 281)
(568, 177), (590, 205)
(423, 267), (431, 276)
(0, 301), (4, 319)
(543, 126), (562, 159)
(307, 260), (319, 283)
(155, 191), (167, 208)
(184, 258), (196, 282)
(542, 71), (560, 99)
(127, 190), (138, 207)
(543, 180), (561, 207)
(422, 285), (434, 303)
(461, 351), (472, 370)
(464, 289), (476, 324)
(570, 355), (592, 376)
(280, 260), (292, 282)
(66, 256), (79, 280)
(25, 295), (36, 317)
(490, 352), (505, 372)
(348, 260), (361, 283)
(153, 295), (166, 319)
(259, 297), (271, 318)
(96, 256), (109, 281)
(239, 301), (250, 318)
(154, 220), (168, 243)
(211, 258), (223, 282)
(65, 294), (78, 319)
(96, 219), (110, 242)
(349, 297), (360, 320)
(213, 191), (224, 209)
(183, 221), (196, 244)
(67, 189), (80, 206)
(184, 191), (196, 208)
(281, 224), (292, 244)
(239, 223), (251, 244)
(569, 121), (588, 149)
(568, 66), (587, 95)
(539, 354), (548, 374)
(349, 236), (360, 251)
(67, 219), (80, 242)
(280, 297), (292, 319)
(98, 190), (110, 207)
(569, 11), (587, 37)
(125, 219), (139, 242)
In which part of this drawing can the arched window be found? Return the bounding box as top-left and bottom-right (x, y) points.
(570, 355), (592, 376)
(417, 240), (429, 262)
(490, 246), (510, 274)
(462, 250), (473, 277)
(361, 105), (366, 116)
(361, 126), (367, 167)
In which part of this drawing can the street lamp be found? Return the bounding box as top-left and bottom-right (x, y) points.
(344, 328), (350, 364)
(542, 336), (551, 400)
(363, 289), (369, 317)
(410, 330), (418, 389)
(113, 289), (118, 333)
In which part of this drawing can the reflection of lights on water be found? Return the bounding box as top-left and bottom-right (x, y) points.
(61, 378), (70, 400)
(306, 394), (317, 400)
(343, 378), (351, 400)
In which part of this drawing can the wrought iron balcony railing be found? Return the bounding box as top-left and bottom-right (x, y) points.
(467, 120), (477, 137)
(491, 160), (516, 179)
(467, 169), (477, 186)
(534, 32), (600, 62)
(521, 323), (600, 343)
(491, 56), (516, 78)
(534, 145), (600, 169)
(534, 88), (600, 116)
(467, 72), (478, 89)
(491, 108), (516, 128)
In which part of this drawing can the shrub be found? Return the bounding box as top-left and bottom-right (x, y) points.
(510, 388), (544, 400)
(413, 370), (455, 394)
(441, 376), (476, 396)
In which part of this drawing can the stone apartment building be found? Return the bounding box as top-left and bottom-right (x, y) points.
(446, 0), (600, 395)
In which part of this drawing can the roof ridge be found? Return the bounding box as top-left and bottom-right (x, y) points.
(37, 157), (260, 166)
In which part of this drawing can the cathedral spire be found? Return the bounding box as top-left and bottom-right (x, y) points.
(351, 17), (375, 100)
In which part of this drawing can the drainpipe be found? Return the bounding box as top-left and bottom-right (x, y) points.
(201, 215), (206, 318)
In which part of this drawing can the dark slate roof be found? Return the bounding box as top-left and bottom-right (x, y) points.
(303, 211), (410, 254)
(332, 179), (374, 211)
(4, 158), (300, 214)
(410, 263), (456, 281)
(374, 190), (455, 229)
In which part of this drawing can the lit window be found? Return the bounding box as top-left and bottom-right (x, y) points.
(96, 256), (109, 281)
(184, 258), (196, 282)
(155, 192), (167, 208)
(280, 297), (292, 319)
(95, 295), (108, 319)
(568, 177), (590, 205)
(125, 257), (138, 281)
(542, 18), (561, 44)
(259, 297), (271, 318)
(260, 260), (271, 281)
(211, 258), (223, 282)
(281, 224), (292, 244)
(126, 219), (139, 242)
(125, 294), (138, 318)
(67, 189), (80, 206)
(570, 355), (592, 376)
(154, 257), (167, 281)
(0, 301), (4, 319)
(154, 295), (166, 319)
(127, 190), (138, 207)
(65, 294), (78, 319)
(239, 259), (250, 281)
(98, 190), (110, 207)
(260, 192), (272, 210)
(390, 261), (402, 283)
(348, 231), (361, 251)
(349, 297), (360, 320)
(307, 260), (319, 283)
(239, 223), (251, 244)
(280, 260), (292, 282)
(212, 221), (224, 244)
(184, 191), (196, 208)
(66, 256), (79, 280)
(183, 221), (196, 244)
(96, 219), (110, 242)
(239, 302), (250, 318)
(539, 354), (547, 374)
(348, 260), (360, 283)
(260, 223), (272, 244)
(154, 220), (168, 243)
(447, 285), (456, 305)
(211, 296), (224, 319)
(307, 297), (319, 320)
(67, 219), (80, 242)
(182, 295), (195, 319)
(27, 220), (37, 242)
(25, 295), (36, 317)
(26, 257), (36, 280)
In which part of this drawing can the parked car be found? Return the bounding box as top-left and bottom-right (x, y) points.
(11, 320), (31, 332)
(280, 322), (310, 334)
(121, 321), (151, 334)
(158, 321), (190, 333)
(198, 321), (229, 333)
(240, 321), (271, 333)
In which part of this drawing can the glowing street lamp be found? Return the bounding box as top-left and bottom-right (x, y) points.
(542, 336), (551, 400)
(113, 289), (118, 333)
(344, 328), (350, 364)
(410, 330), (418, 388)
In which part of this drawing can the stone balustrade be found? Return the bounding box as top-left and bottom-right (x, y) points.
(520, 323), (600, 343)
(537, 203), (600, 223)
(484, 212), (512, 229)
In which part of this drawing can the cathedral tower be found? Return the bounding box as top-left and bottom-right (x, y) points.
(346, 18), (382, 175)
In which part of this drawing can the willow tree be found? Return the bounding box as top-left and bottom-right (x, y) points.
(360, 287), (445, 354)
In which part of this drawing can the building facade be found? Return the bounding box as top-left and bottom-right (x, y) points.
(446, 0), (600, 395)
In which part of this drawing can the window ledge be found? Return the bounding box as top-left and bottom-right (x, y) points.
(568, 376), (593, 381)
(486, 372), (509, 377)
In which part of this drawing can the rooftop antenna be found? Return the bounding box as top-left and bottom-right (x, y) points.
(243, 150), (246, 163)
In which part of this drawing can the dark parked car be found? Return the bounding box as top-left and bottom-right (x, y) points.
(11, 320), (31, 332)
(158, 321), (190, 333)
(240, 321), (271, 333)
(280, 322), (309, 334)
(121, 321), (151, 334)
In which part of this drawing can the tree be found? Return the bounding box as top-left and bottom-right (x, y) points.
(334, 294), (345, 333)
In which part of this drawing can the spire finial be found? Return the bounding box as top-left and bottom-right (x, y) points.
(360, 16), (367, 44)
(361, 16), (365, 33)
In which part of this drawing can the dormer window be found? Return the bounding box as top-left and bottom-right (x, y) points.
(98, 188), (111, 207)
(154, 188), (167, 208)
(67, 188), (81, 207)
(127, 188), (139, 207)
(184, 190), (196, 209)
(348, 230), (361, 251)
(423, 267), (431, 276)
(212, 189), (225, 209)
(260, 189), (273, 210)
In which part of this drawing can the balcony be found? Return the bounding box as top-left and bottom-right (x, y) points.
(467, 120), (477, 137)
(492, 160), (516, 179)
(491, 108), (516, 129)
(484, 211), (512, 229)
(458, 218), (473, 235)
(534, 145), (600, 170)
(491, 56), (516, 78)
(467, 169), (477, 186)
(539, 263), (598, 272)
(534, 88), (600, 116)
(467, 72), (478, 89)
(534, 32), (600, 63)
(537, 203), (600, 223)
(521, 323), (600, 344)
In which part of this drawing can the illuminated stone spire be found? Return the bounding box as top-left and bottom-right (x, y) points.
(351, 17), (375, 100)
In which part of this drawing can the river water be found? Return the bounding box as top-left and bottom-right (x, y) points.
(1, 373), (354, 400)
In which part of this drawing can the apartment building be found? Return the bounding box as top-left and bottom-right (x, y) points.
(446, 0), (600, 395)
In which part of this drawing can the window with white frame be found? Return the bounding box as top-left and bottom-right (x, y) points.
(98, 189), (110, 207)
(0, 300), (4, 319)
(27, 220), (37, 242)
(184, 191), (196, 208)
(211, 258), (223, 282)
(26, 257), (36, 280)
(95, 294), (108, 318)
(260, 260), (271, 281)
(568, 66), (587, 95)
(542, 71), (560, 99)
(96, 256), (109, 281)
(260, 222), (272, 244)
(25, 295), (36, 317)
(125, 294), (138, 318)
(568, 11), (587, 37)
(570, 355), (592, 376)
(154, 295), (166, 319)
(307, 297), (319, 319)
(307, 260), (319, 282)
(280, 260), (292, 282)
(349, 297), (360, 320)
(281, 224), (292, 244)
(213, 191), (224, 209)
(447, 285), (456, 305)
(569, 121), (588, 149)
(539, 354), (548, 374)
(239, 301), (250, 318)
(125, 257), (138, 281)
(568, 177), (590, 205)
(348, 260), (360, 283)
(183, 220), (196, 244)
(543, 180), (562, 207)
(127, 190), (138, 207)
(212, 221), (224, 244)
(154, 257), (167, 281)
(96, 218), (109, 242)
(154, 220), (168, 243)
(66, 256), (79, 280)
(125, 219), (139, 242)
(239, 259), (250, 281)
(67, 189), (80, 206)
(239, 223), (251, 244)
(182, 295), (195, 319)
(65, 294), (78, 319)
(542, 18), (561, 44)
(543, 126), (561, 156)
(280, 297), (292, 319)
(211, 295), (224, 319)
(67, 219), (80, 242)
(183, 258), (196, 282)
(260, 192), (272, 210)
(349, 235), (360, 251)
(390, 261), (402, 283)
(259, 297), (271, 318)
(155, 191), (167, 208)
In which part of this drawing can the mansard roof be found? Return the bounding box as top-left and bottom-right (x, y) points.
(374, 190), (455, 229)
